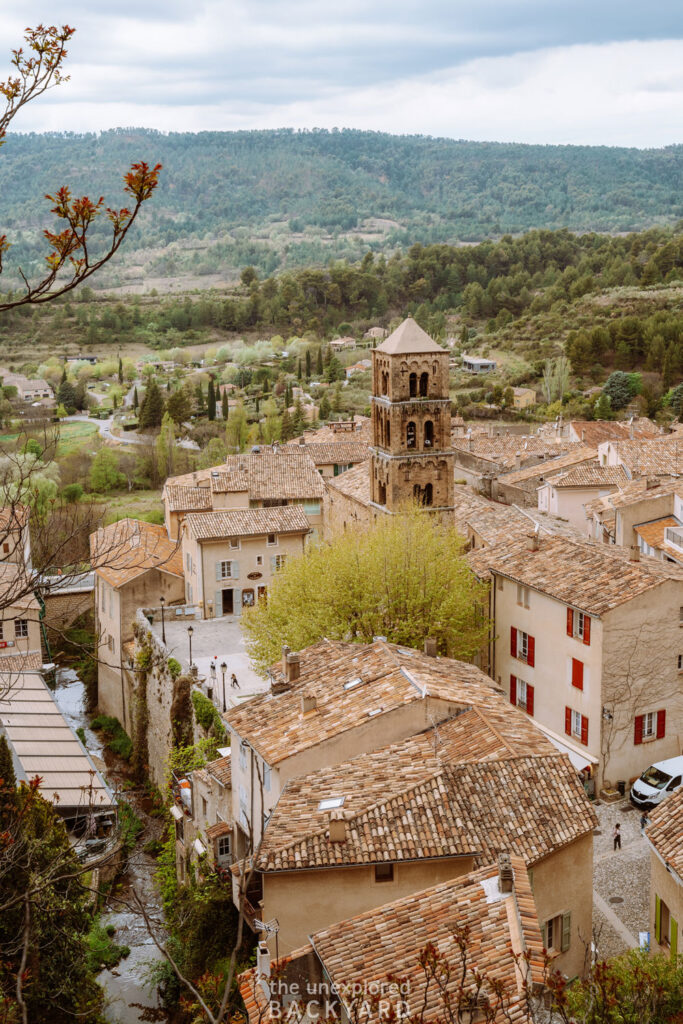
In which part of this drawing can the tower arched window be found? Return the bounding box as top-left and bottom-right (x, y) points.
(409, 373), (417, 397)
(381, 371), (388, 396)
(385, 417), (390, 446)
(378, 481), (387, 505)
(406, 422), (416, 449)
(424, 421), (434, 448)
(423, 483), (433, 506)
(419, 372), (429, 397)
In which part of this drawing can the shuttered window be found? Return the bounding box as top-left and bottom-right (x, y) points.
(634, 709), (666, 743)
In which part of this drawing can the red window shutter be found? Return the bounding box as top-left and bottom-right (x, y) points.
(581, 715), (589, 746)
(566, 608), (573, 637)
(527, 635), (535, 668)
(510, 675), (517, 705)
(526, 684), (534, 716)
(565, 707), (571, 736)
(634, 715), (643, 745)
(657, 709), (666, 739)
(510, 627), (517, 657)
(583, 615), (591, 646)
(571, 658), (584, 691)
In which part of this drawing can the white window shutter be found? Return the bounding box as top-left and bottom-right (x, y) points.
(215, 561), (222, 581)
(234, 588), (242, 615)
(271, 555), (278, 572)
(231, 560), (240, 579)
(215, 590), (222, 617)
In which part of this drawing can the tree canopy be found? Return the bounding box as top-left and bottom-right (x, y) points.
(242, 507), (490, 671)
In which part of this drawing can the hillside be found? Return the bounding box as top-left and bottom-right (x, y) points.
(0, 129), (681, 290)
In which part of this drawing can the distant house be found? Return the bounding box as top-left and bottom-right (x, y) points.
(462, 354), (497, 374)
(512, 386), (537, 410)
(330, 336), (356, 353)
(344, 359), (371, 379)
(363, 326), (388, 342)
(67, 354), (98, 365)
(1, 373), (54, 401)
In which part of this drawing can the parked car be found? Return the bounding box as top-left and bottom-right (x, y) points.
(630, 755), (683, 809)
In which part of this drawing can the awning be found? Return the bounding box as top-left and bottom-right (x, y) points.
(194, 838), (206, 856)
(535, 724), (598, 772)
(170, 804), (183, 821)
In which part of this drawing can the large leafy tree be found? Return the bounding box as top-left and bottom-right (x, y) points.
(242, 506), (491, 671)
(0, 25), (161, 311)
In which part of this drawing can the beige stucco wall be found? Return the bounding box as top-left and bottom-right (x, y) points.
(649, 850), (683, 956)
(324, 485), (379, 540)
(614, 492), (675, 548)
(544, 486), (618, 534)
(261, 857), (474, 954)
(532, 833), (593, 979)
(0, 607), (42, 663)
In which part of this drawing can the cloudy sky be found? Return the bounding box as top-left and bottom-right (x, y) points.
(2, 1), (682, 146)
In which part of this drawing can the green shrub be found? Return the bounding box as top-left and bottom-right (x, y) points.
(62, 482), (84, 503)
(118, 801), (143, 854)
(76, 726), (86, 745)
(90, 714), (133, 761)
(167, 657), (181, 679)
(191, 689), (227, 743)
(86, 919), (130, 973)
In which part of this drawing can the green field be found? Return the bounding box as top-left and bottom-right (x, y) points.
(102, 489), (164, 526)
(0, 420), (100, 455)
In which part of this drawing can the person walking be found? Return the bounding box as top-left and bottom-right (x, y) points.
(231, 672), (240, 689)
(640, 812), (648, 834)
(613, 823), (622, 850)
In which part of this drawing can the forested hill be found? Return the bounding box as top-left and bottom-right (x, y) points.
(0, 128), (682, 287)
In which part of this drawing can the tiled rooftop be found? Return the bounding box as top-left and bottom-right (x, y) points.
(497, 447), (597, 487)
(467, 533), (683, 616)
(225, 639), (510, 766)
(550, 464), (629, 488)
(91, 518), (183, 588)
(308, 859), (545, 1024)
(0, 562), (40, 610)
(569, 419), (659, 447)
(634, 516), (680, 554)
(607, 437), (683, 476)
(451, 435), (580, 470)
(164, 451), (326, 502)
(184, 506), (310, 541)
(646, 786), (683, 878)
(279, 441), (370, 465)
(163, 484), (213, 513)
(255, 713), (595, 872)
(326, 460), (373, 505)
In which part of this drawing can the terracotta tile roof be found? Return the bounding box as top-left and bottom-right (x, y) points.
(608, 437), (683, 476)
(497, 448), (597, 487)
(90, 518), (183, 589)
(634, 516), (680, 553)
(291, 416), (371, 445)
(307, 859), (545, 1024)
(0, 651), (43, 672)
(185, 506), (310, 541)
(451, 435), (580, 471)
(280, 441), (370, 465)
(569, 419), (659, 447)
(0, 563), (40, 610)
(586, 476), (680, 516)
(205, 820), (232, 841)
(0, 505), (29, 531)
(205, 755), (231, 787)
(326, 460), (372, 505)
(549, 464), (629, 488)
(467, 533), (683, 617)
(225, 639), (511, 766)
(163, 484), (213, 513)
(646, 787), (683, 878)
(255, 713), (595, 872)
(165, 452), (325, 501)
(452, 490), (533, 549)
(376, 317), (443, 355)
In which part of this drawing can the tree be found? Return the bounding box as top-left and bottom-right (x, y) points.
(242, 506), (490, 672)
(292, 397), (306, 435)
(0, 26), (161, 311)
(280, 408), (295, 441)
(138, 378), (164, 430)
(316, 347), (323, 376)
(156, 412), (177, 480)
(57, 379), (77, 413)
(326, 355), (344, 382)
(305, 349), (311, 379)
(225, 401), (248, 453)
(133, 386), (139, 411)
(207, 377), (216, 421)
(603, 371), (635, 411)
(670, 382), (683, 417)
(221, 389), (229, 420)
(318, 392), (331, 421)
(594, 393), (612, 419)
(166, 386), (192, 426)
(89, 448), (124, 492)
(197, 436), (228, 469)
(117, 355), (123, 384)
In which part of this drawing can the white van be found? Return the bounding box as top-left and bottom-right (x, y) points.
(630, 756), (683, 810)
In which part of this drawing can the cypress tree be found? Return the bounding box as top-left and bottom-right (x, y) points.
(117, 355), (123, 384)
(297, 358), (302, 380)
(138, 378), (164, 429)
(207, 377), (216, 421)
(221, 390), (229, 420)
(195, 382), (206, 413)
(305, 349), (311, 379)
(133, 386), (139, 410)
(316, 347), (323, 375)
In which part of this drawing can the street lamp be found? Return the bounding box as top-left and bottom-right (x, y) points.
(159, 595), (166, 644)
(220, 661), (227, 712)
(209, 659), (216, 703)
(187, 625), (194, 668)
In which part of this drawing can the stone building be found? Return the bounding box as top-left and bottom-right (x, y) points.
(370, 318), (455, 512)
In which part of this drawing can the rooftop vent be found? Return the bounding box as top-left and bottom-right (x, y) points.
(319, 796), (344, 810)
(629, 543), (640, 562)
(286, 652), (300, 683)
(343, 677), (362, 691)
(424, 638), (437, 658)
(302, 691), (317, 714)
(498, 853), (514, 893)
(329, 808), (347, 843)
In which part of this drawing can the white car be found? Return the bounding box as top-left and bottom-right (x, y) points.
(630, 755), (683, 810)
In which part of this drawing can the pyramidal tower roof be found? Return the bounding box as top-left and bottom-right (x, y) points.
(375, 317), (444, 355)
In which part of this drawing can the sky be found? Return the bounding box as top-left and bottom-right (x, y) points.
(1, 1), (682, 146)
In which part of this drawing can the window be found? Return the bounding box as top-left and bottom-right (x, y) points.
(543, 913), (571, 953)
(108, 635), (115, 653)
(273, 554), (286, 570)
(634, 709), (666, 744)
(319, 797), (345, 810)
(0, 621), (3, 640)
(567, 608), (591, 645)
(571, 658), (584, 691)
(2, 542), (8, 554)
(14, 619), (28, 639)
(229, 538), (240, 549)
(406, 422), (416, 449)
(424, 421), (434, 448)
(217, 835), (232, 861)
(374, 863), (394, 883)
(565, 707), (589, 746)
(201, 797), (207, 818)
(409, 373), (417, 398)
(219, 561), (233, 579)
(267, 533), (277, 546)
(655, 895), (675, 950)
(678, 654), (683, 671)
(303, 500), (321, 515)
(510, 675), (534, 715)
(516, 585), (530, 608)
(419, 372), (428, 397)
(256, 555), (263, 566)
(679, 606), (683, 623)
(511, 628), (534, 666)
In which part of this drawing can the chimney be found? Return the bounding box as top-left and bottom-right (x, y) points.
(498, 853), (513, 893)
(281, 644), (290, 674)
(329, 809), (347, 843)
(256, 940), (271, 997)
(298, 436), (305, 446)
(630, 543), (640, 562)
(646, 477), (659, 490)
(527, 531), (539, 552)
(467, 436), (473, 451)
(424, 638), (438, 658)
(302, 690), (317, 714)
(286, 652), (301, 683)
(515, 451), (522, 471)
(581, 430), (585, 442)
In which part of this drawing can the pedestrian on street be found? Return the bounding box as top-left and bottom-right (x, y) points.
(613, 823), (621, 850)
(640, 812), (648, 834)
(231, 672), (239, 689)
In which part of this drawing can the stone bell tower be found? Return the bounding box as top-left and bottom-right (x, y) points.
(370, 318), (454, 512)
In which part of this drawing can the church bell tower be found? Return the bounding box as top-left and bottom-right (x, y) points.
(370, 318), (454, 512)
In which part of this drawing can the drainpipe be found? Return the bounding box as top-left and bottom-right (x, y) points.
(35, 588), (55, 676)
